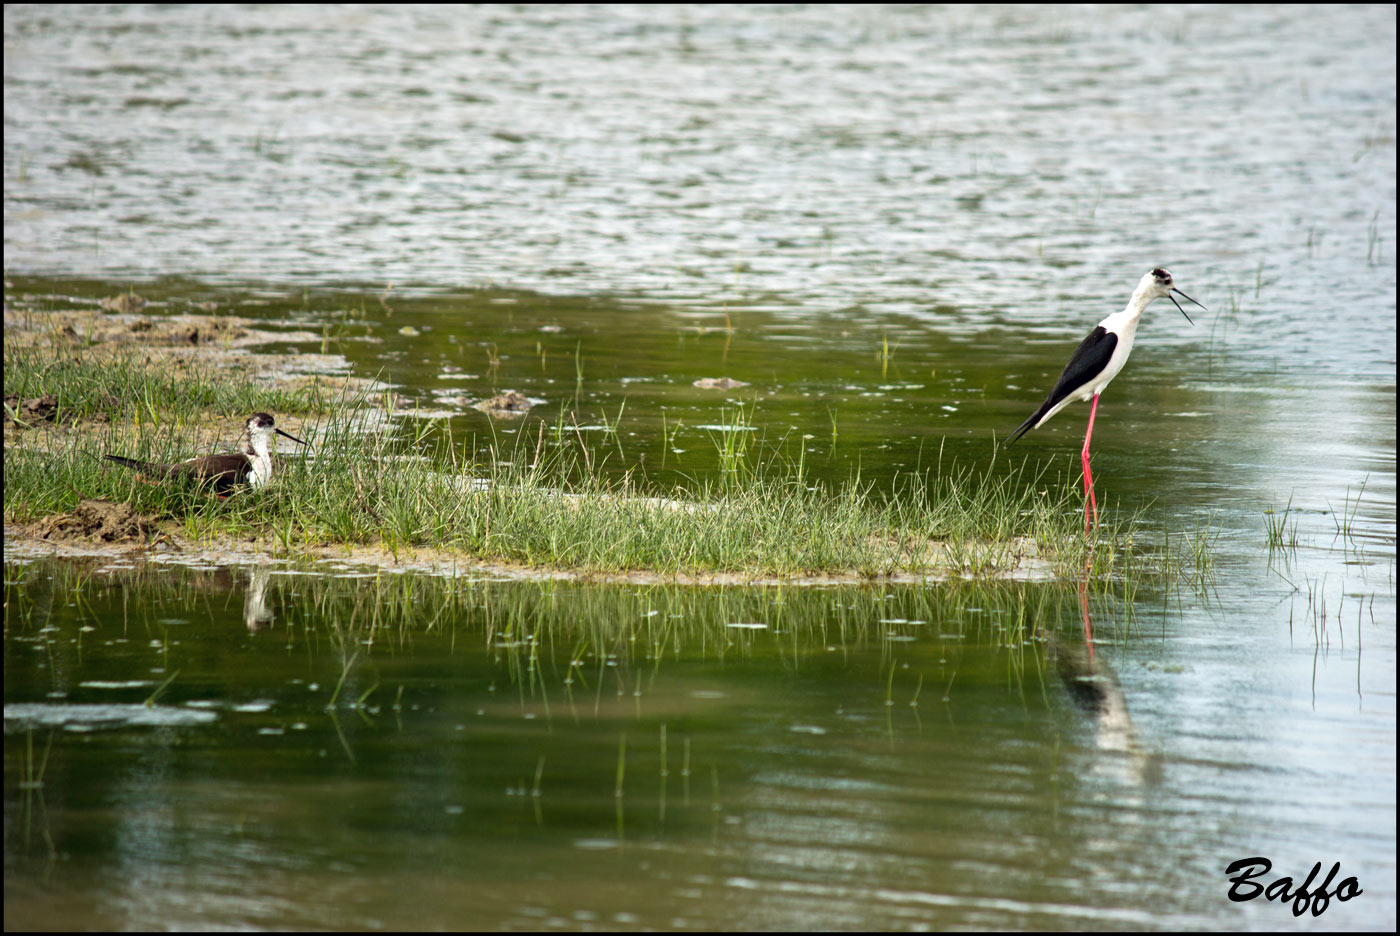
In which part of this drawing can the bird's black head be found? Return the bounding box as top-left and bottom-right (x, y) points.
(246, 412), (308, 447)
(1144, 268), (1206, 324)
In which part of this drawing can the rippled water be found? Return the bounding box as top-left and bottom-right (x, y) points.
(5, 5), (1395, 374)
(4, 4), (1396, 932)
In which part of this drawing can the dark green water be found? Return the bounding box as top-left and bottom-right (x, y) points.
(0, 561), (1253, 930)
(2, 275), (1282, 504)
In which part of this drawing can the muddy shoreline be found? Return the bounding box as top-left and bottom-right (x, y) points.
(4, 522), (1051, 586)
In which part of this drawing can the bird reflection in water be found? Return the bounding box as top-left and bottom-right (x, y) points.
(244, 566), (275, 631)
(1050, 564), (1164, 785)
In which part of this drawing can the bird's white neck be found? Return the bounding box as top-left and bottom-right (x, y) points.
(243, 430), (277, 487)
(1124, 283), (1160, 317)
(1101, 294), (1149, 340)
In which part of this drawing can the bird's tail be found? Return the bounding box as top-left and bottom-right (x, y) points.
(103, 454), (172, 479)
(1005, 393), (1056, 447)
(1004, 412), (1039, 447)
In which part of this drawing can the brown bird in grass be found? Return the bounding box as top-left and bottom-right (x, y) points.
(104, 412), (308, 494)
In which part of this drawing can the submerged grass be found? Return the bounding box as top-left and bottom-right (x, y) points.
(1265, 493), (1300, 553)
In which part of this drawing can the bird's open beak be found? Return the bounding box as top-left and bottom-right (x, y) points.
(277, 427), (309, 447)
(1169, 288), (1207, 325)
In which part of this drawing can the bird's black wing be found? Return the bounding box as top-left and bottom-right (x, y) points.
(182, 454), (251, 493)
(1005, 326), (1117, 445)
(1045, 326), (1118, 412)
(104, 453), (247, 492)
(201, 464), (249, 493)
(103, 454), (181, 479)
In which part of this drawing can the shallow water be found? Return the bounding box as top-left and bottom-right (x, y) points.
(2, 560), (1388, 930)
(4, 4), (1396, 931)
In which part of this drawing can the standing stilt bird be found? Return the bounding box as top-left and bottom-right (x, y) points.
(1006, 268), (1206, 534)
(104, 412), (308, 494)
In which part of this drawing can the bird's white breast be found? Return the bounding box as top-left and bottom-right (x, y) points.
(1087, 309), (1142, 397)
(248, 452), (273, 487)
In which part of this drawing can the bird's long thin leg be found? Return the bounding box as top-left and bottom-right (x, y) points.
(1081, 394), (1101, 535)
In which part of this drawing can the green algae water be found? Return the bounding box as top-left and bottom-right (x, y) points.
(4, 559), (1382, 930)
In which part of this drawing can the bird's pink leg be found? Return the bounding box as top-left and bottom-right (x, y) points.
(1081, 394), (1100, 535)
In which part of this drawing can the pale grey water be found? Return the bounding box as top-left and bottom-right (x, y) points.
(4, 4), (1396, 931)
(4, 5), (1395, 373)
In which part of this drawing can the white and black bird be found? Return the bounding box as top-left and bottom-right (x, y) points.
(104, 412), (308, 494)
(1006, 268), (1206, 533)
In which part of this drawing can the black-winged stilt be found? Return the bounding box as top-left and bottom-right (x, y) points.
(1005, 268), (1206, 534)
(104, 412), (308, 494)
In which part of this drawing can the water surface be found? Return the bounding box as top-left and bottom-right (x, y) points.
(2, 561), (1387, 930)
